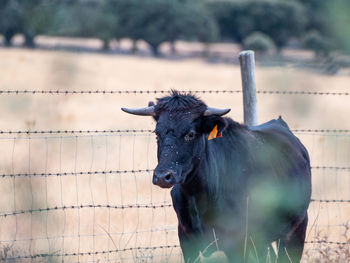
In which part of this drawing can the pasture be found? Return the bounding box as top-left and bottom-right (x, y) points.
(0, 47), (349, 262)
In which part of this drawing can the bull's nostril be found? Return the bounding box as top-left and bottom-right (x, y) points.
(165, 174), (172, 181)
(154, 170), (174, 186)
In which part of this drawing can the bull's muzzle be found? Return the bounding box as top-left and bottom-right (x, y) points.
(153, 169), (176, 188)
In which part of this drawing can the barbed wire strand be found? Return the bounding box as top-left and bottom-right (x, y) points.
(0, 166), (348, 178)
(311, 199), (350, 203)
(4, 245), (181, 260)
(0, 203), (173, 217)
(305, 240), (350, 245)
(0, 129), (153, 135)
(0, 199), (347, 218)
(257, 90), (350, 96)
(0, 89), (349, 96)
(1, 129), (350, 136)
(0, 90), (239, 95)
(293, 129), (350, 134)
(3, 240), (349, 261)
(0, 169), (153, 178)
(312, 166), (350, 171)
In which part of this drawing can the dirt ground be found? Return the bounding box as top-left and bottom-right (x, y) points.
(0, 47), (349, 262)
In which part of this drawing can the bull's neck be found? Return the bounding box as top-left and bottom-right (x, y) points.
(179, 134), (223, 199)
(178, 134), (229, 223)
(180, 122), (249, 201)
(180, 155), (207, 198)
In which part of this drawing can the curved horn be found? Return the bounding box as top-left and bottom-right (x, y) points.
(203, 107), (231, 116)
(121, 106), (155, 116)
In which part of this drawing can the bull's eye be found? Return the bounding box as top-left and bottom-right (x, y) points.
(184, 131), (196, 142)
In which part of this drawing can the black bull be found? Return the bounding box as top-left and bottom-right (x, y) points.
(122, 92), (311, 263)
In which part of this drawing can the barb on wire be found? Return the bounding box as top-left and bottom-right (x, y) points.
(0, 202), (173, 217)
(5, 245), (181, 260)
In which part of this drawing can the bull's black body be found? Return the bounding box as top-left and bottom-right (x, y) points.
(122, 91), (311, 263)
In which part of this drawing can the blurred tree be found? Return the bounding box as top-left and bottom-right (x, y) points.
(107, 0), (218, 56)
(252, 1), (307, 49)
(51, 1), (117, 50)
(53, 2), (99, 37)
(3, 0), (346, 57)
(294, 0), (329, 34)
(105, 0), (139, 41)
(178, 0), (218, 53)
(326, 0), (350, 54)
(94, 8), (116, 50)
(0, 0), (55, 47)
(207, 0), (307, 49)
(156, 0), (218, 55)
(0, 0), (23, 46)
(243, 32), (275, 55)
(296, 0), (350, 54)
(117, 0), (184, 56)
(302, 30), (333, 58)
(138, 0), (179, 55)
(20, 0), (55, 47)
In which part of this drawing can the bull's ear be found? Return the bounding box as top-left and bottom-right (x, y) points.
(148, 101), (159, 121)
(199, 116), (228, 137)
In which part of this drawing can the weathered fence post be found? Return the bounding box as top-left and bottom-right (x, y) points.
(239, 50), (258, 126)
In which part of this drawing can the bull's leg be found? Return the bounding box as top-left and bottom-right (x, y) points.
(177, 225), (205, 263)
(278, 215), (308, 263)
(171, 185), (204, 263)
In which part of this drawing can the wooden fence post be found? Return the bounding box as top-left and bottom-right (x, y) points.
(239, 50), (258, 126)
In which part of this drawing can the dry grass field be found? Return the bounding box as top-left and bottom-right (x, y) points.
(0, 46), (349, 262)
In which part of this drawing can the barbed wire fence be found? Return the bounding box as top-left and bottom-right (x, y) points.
(0, 89), (349, 96)
(0, 87), (349, 263)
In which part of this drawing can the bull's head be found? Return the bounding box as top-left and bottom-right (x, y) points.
(122, 92), (230, 188)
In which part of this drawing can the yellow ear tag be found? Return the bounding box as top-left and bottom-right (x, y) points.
(208, 125), (222, 140)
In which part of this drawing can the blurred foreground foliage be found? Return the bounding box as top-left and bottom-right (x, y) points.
(0, 0), (349, 56)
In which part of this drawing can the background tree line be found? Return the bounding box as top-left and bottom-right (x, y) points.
(0, 0), (349, 56)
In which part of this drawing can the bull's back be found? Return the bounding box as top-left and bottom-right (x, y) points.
(250, 117), (310, 170)
(247, 117), (312, 230)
